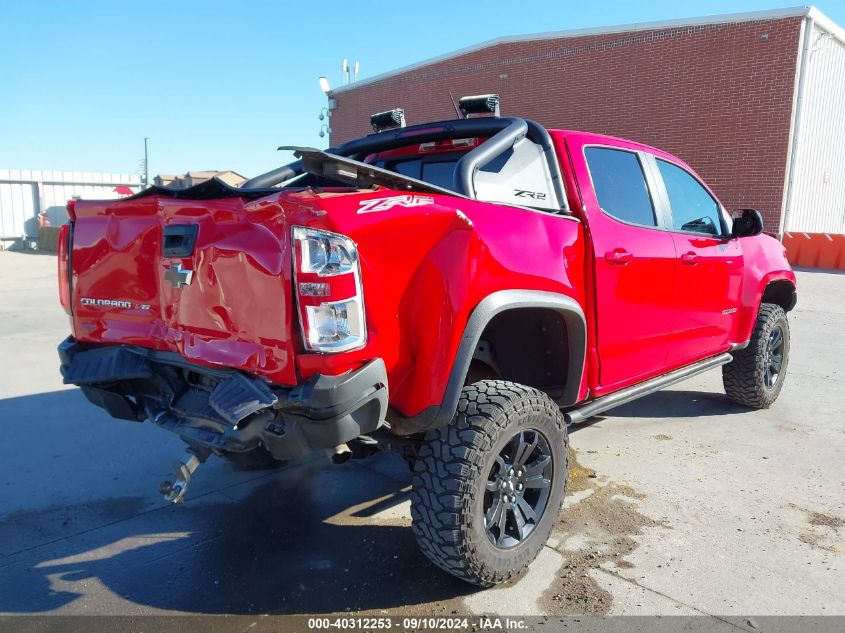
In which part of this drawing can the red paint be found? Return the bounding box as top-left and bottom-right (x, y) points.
(667, 233), (743, 368)
(62, 129), (795, 418)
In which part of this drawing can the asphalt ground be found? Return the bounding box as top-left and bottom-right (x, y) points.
(0, 251), (842, 621)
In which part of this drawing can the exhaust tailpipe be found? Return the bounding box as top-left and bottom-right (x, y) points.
(159, 451), (202, 503)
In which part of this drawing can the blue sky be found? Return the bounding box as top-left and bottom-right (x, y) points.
(1, 1), (842, 178)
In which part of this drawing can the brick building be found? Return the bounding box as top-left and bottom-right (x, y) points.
(326, 6), (845, 264)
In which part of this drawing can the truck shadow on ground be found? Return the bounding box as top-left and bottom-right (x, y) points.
(598, 389), (747, 420)
(0, 385), (745, 615)
(0, 454), (475, 615)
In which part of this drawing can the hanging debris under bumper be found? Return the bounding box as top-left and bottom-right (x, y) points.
(58, 338), (389, 461)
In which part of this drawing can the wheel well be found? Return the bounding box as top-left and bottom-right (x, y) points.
(761, 279), (797, 312)
(466, 308), (569, 402)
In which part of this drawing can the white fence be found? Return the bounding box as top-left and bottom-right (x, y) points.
(0, 169), (142, 242)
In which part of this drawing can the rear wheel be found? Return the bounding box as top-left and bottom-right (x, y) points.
(410, 380), (568, 586)
(723, 303), (790, 408)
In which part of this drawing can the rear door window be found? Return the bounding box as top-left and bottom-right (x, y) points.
(584, 147), (657, 227)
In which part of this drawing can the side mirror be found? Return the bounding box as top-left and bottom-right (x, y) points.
(731, 208), (764, 238)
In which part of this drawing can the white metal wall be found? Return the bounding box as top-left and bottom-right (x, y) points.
(0, 173), (35, 239)
(0, 169), (141, 239)
(786, 20), (845, 233)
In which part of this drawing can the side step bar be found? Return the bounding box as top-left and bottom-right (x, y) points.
(564, 352), (733, 425)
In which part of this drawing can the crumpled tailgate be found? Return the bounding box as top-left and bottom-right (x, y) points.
(69, 195), (297, 385)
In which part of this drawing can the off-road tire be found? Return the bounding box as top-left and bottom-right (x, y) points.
(221, 447), (285, 471)
(410, 380), (568, 586)
(723, 303), (790, 408)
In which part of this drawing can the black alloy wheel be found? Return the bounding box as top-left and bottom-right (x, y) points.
(483, 429), (554, 549)
(764, 324), (785, 389)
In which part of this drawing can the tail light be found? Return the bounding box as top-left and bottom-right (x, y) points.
(292, 226), (366, 352)
(57, 222), (73, 314)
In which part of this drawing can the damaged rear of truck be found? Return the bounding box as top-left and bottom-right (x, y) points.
(57, 114), (586, 512)
(58, 179), (395, 493)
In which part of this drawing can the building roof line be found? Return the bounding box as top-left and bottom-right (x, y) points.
(807, 5), (845, 42)
(332, 5), (838, 95)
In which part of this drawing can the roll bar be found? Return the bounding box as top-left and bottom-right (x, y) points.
(453, 119), (528, 197)
(242, 117), (568, 210)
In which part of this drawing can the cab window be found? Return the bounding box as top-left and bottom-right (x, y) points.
(374, 155), (460, 190)
(656, 159), (723, 236)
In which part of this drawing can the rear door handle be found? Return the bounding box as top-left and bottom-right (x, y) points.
(604, 248), (633, 265)
(681, 251), (699, 265)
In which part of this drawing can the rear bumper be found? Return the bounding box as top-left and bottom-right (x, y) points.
(58, 338), (388, 460)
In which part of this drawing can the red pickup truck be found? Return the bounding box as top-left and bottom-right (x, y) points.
(57, 95), (796, 586)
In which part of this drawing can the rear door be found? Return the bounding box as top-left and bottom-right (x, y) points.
(578, 145), (678, 392)
(648, 156), (743, 367)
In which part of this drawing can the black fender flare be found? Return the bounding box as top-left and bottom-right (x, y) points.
(390, 290), (587, 435)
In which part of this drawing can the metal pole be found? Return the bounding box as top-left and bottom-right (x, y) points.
(144, 137), (149, 188)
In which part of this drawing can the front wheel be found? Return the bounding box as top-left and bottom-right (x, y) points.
(410, 380), (568, 586)
(723, 303), (790, 408)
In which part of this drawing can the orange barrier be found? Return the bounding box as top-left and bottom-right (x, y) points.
(782, 232), (845, 271)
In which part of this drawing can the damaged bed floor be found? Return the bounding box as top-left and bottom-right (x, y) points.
(0, 251), (843, 618)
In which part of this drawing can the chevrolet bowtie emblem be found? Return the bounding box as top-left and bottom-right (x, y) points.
(164, 262), (193, 289)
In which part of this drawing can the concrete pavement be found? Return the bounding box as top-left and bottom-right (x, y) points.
(0, 251), (842, 617)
